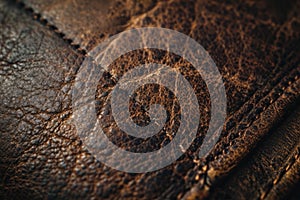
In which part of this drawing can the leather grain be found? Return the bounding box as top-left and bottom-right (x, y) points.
(209, 105), (300, 199)
(0, 0), (299, 199)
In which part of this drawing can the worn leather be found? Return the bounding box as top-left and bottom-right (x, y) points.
(0, 0), (299, 199)
(210, 105), (300, 199)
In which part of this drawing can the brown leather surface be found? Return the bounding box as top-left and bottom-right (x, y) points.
(209, 105), (300, 199)
(0, 0), (299, 199)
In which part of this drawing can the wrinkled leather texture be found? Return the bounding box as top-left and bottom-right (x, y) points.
(0, 0), (299, 199)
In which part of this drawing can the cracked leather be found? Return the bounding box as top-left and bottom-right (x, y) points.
(0, 0), (299, 199)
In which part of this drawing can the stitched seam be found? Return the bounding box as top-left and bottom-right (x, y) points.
(262, 145), (300, 199)
(202, 75), (299, 189)
(213, 68), (299, 156)
(14, 0), (86, 55)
